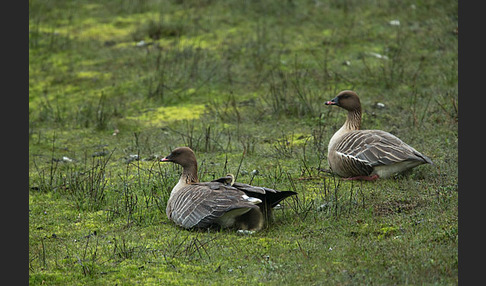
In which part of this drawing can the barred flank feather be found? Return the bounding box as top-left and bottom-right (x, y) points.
(167, 183), (260, 229)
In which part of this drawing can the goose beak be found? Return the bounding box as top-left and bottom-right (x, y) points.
(160, 157), (170, 162)
(325, 97), (338, 105)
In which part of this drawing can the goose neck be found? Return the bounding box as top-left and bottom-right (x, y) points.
(344, 108), (361, 131)
(181, 165), (198, 184)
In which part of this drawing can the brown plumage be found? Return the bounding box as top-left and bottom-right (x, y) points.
(325, 90), (433, 180)
(161, 147), (297, 230)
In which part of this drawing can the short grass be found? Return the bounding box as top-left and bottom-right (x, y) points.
(29, 0), (458, 284)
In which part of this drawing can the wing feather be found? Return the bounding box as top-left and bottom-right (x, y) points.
(335, 130), (430, 168)
(167, 182), (259, 229)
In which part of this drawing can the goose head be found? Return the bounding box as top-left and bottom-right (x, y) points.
(325, 90), (361, 112)
(161, 147), (197, 169)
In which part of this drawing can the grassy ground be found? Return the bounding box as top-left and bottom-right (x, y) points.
(29, 0), (458, 284)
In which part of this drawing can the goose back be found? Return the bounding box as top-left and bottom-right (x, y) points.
(211, 176), (297, 223)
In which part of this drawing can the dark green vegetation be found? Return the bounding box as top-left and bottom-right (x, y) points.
(29, 0), (458, 284)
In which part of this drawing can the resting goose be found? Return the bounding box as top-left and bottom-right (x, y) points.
(160, 147), (297, 231)
(325, 90), (433, 180)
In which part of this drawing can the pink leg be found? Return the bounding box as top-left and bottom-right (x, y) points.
(342, 174), (379, 181)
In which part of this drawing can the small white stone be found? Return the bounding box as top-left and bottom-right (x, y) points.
(367, 52), (389, 60)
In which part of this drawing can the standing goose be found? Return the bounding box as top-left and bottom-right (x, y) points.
(325, 90), (433, 180)
(160, 147), (297, 231)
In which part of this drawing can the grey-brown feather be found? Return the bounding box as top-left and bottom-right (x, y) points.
(231, 182), (296, 207)
(331, 130), (432, 177)
(210, 176), (297, 207)
(325, 90), (433, 179)
(167, 182), (259, 229)
(221, 180), (296, 225)
(162, 146), (297, 230)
